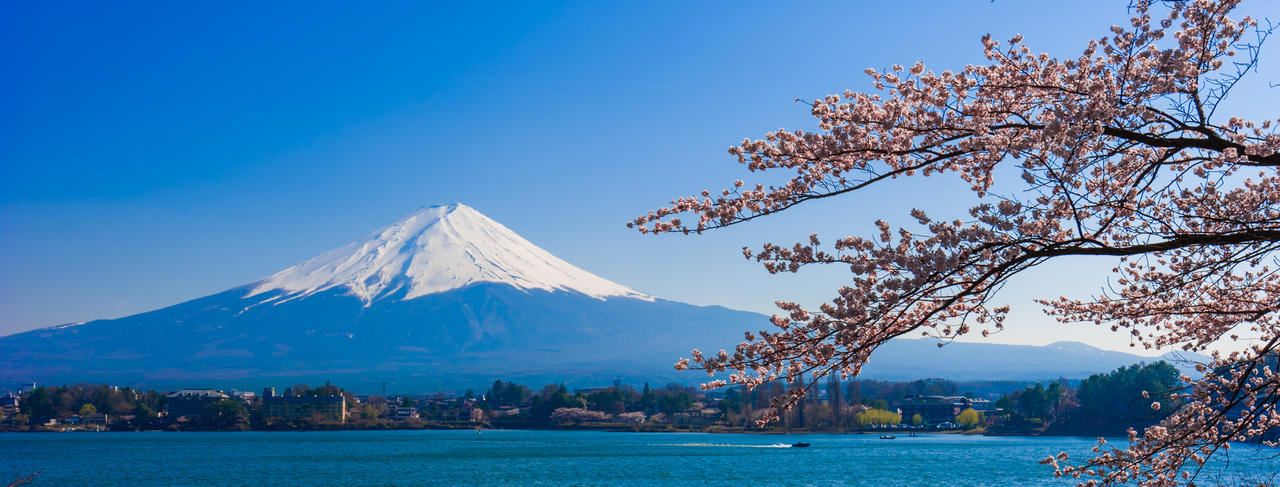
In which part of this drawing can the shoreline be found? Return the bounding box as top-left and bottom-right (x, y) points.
(0, 423), (1055, 437)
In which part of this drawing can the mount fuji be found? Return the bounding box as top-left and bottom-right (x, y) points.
(1, 203), (1198, 392)
(0, 204), (759, 391)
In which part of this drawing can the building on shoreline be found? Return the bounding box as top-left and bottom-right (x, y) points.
(0, 395), (18, 417)
(390, 407), (419, 421)
(898, 395), (992, 424)
(229, 389), (257, 404)
(165, 389), (230, 419)
(262, 388), (346, 423)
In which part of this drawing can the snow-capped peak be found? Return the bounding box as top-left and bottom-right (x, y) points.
(248, 203), (649, 304)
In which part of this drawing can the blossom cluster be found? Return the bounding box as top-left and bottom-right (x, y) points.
(549, 407), (612, 423)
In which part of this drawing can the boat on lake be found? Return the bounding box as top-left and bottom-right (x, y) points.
(879, 435), (897, 440)
(791, 442), (810, 448)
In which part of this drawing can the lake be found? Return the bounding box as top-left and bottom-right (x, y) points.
(1, 430), (1273, 486)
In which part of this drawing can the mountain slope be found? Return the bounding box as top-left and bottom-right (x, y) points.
(0, 283), (756, 391)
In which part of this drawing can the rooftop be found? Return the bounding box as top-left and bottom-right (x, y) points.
(166, 389), (228, 399)
(263, 395), (344, 403)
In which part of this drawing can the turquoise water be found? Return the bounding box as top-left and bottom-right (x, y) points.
(0, 430), (1273, 486)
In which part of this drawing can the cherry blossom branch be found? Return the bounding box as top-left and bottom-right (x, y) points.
(639, 1), (1278, 484)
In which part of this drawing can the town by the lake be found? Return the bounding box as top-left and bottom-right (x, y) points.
(0, 362), (1218, 437)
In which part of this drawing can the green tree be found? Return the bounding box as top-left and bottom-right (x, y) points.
(134, 403), (155, 420)
(529, 384), (584, 420)
(203, 399), (248, 430)
(21, 387), (56, 421)
(955, 408), (984, 428)
(640, 384), (657, 412)
(310, 381), (340, 397)
(487, 380), (532, 408)
(586, 387), (637, 414)
(1075, 361), (1180, 432)
(78, 403), (96, 416)
(911, 413), (923, 426)
(657, 390), (693, 414)
(854, 408), (900, 427)
(1017, 384), (1049, 422)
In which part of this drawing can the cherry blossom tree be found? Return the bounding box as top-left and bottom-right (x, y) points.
(550, 407), (611, 424)
(617, 411), (647, 424)
(633, 1), (1277, 485)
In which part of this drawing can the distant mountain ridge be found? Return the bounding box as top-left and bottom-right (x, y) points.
(0, 204), (1205, 392)
(859, 339), (1207, 381)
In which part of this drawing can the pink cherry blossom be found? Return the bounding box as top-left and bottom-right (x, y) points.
(635, 1), (1278, 485)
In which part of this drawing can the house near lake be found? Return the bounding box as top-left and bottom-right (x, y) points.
(164, 389), (230, 419)
(262, 388), (346, 423)
(899, 395), (993, 425)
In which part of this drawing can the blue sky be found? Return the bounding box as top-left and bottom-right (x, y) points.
(2, 1), (1277, 353)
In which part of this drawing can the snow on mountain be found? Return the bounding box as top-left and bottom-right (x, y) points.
(248, 203), (649, 304)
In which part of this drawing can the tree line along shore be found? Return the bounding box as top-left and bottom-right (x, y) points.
(0, 362), (1216, 438)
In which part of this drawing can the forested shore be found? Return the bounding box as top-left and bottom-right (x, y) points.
(0, 361), (1229, 440)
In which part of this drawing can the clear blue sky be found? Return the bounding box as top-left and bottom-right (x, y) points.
(2, 1), (1276, 353)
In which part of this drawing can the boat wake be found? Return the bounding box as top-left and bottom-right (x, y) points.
(664, 443), (793, 448)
